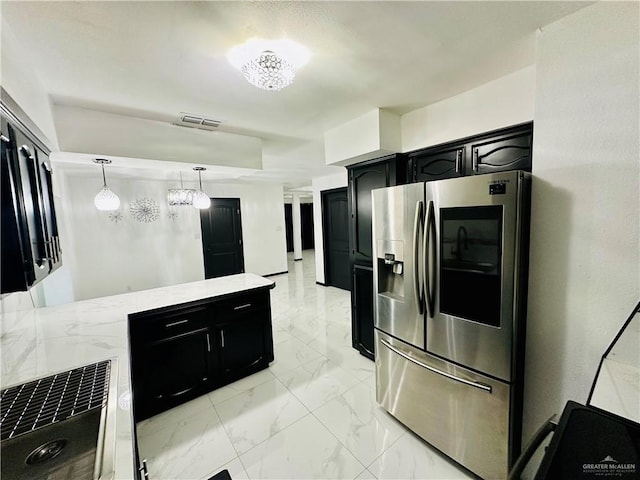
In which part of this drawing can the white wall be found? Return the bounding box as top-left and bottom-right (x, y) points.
(0, 18), (75, 312)
(1, 18), (58, 148)
(524, 0), (639, 444)
(312, 171), (349, 284)
(59, 168), (288, 301)
(401, 65), (536, 151)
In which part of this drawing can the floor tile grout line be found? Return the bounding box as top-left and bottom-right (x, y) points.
(308, 381), (407, 476)
(307, 405), (369, 479)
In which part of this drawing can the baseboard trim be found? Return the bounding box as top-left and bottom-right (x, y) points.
(263, 271), (288, 278)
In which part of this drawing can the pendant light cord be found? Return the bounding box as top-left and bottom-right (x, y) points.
(101, 164), (107, 187)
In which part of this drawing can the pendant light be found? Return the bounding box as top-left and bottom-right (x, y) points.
(93, 159), (120, 211)
(192, 167), (211, 209)
(167, 171), (195, 206)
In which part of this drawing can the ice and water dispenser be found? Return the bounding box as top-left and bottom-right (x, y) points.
(372, 183), (425, 350)
(376, 241), (405, 301)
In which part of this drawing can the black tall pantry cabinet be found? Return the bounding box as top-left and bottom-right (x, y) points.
(347, 154), (406, 359)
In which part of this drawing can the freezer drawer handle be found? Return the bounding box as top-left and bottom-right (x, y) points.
(380, 338), (492, 393)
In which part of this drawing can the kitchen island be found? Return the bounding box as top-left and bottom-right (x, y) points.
(0, 273), (275, 479)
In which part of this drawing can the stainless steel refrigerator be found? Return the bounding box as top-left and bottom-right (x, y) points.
(372, 170), (531, 480)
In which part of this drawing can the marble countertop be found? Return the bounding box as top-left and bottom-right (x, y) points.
(0, 273), (275, 479)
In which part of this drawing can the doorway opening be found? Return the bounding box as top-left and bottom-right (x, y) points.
(283, 202), (314, 253)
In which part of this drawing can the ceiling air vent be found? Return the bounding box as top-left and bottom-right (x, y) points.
(174, 112), (221, 131)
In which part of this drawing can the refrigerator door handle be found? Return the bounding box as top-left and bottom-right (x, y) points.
(380, 338), (492, 392)
(413, 200), (425, 315)
(425, 200), (436, 316)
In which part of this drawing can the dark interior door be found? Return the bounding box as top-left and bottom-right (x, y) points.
(284, 204), (293, 252)
(200, 198), (245, 278)
(322, 188), (350, 290)
(301, 203), (314, 250)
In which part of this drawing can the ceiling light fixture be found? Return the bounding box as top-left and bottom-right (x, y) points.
(192, 167), (211, 209)
(228, 38), (310, 91)
(93, 159), (120, 211)
(167, 171), (195, 206)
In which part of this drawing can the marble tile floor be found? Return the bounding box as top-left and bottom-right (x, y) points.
(137, 251), (472, 480)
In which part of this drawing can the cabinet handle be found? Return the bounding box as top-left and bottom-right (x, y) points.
(165, 319), (189, 328)
(472, 149), (479, 172)
(35, 258), (49, 269)
(233, 303), (252, 311)
(139, 459), (149, 479)
(19, 145), (32, 157)
(220, 330), (225, 348)
(1, 134), (10, 143)
(206, 333), (211, 352)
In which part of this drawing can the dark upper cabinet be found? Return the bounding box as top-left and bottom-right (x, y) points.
(348, 154), (406, 266)
(407, 122), (533, 183)
(1, 114), (61, 293)
(409, 145), (465, 182)
(469, 126), (533, 175)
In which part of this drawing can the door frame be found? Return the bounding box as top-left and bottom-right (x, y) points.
(321, 186), (349, 289)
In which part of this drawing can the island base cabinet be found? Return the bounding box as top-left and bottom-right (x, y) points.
(129, 288), (274, 422)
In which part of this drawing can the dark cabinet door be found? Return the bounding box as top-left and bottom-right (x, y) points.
(35, 148), (62, 271)
(13, 129), (50, 284)
(469, 128), (533, 175)
(134, 327), (214, 420)
(349, 162), (389, 265)
(352, 266), (375, 359)
(1, 120), (31, 292)
(216, 311), (272, 381)
(410, 146), (465, 182)
(214, 291), (273, 382)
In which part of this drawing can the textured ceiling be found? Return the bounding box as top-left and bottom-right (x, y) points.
(1, 1), (591, 189)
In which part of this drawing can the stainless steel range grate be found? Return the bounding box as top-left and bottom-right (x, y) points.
(0, 361), (110, 441)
